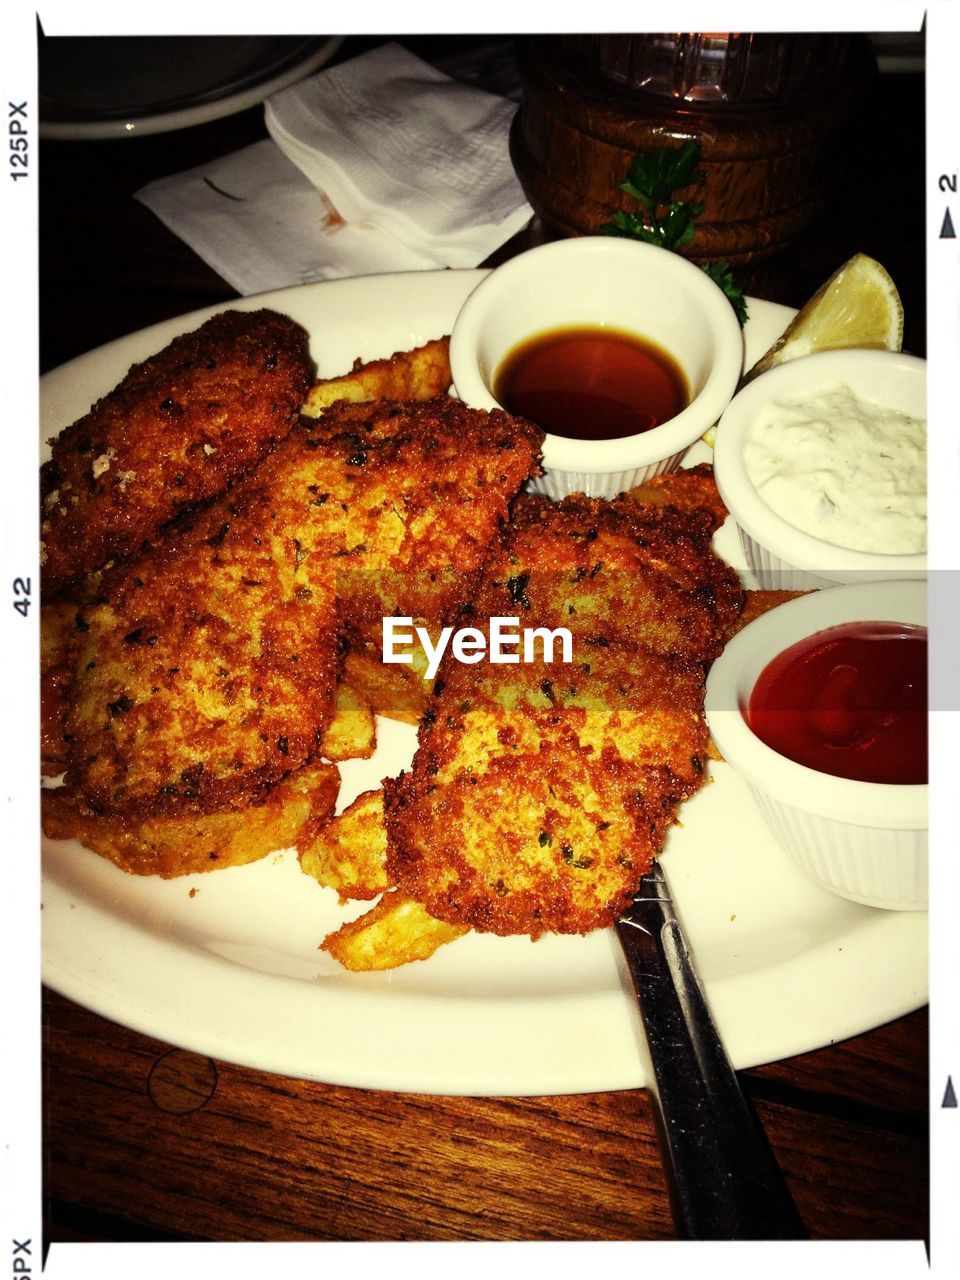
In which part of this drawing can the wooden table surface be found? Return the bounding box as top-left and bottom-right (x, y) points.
(39, 36), (929, 1247)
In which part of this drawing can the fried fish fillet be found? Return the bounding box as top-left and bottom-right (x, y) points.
(317, 398), (542, 651)
(41, 309), (313, 595)
(61, 474), (341, 818)
(40, 331), (457, 773)
(47, 396), (542, 872)
(317, 472), (742, 955)
(497, 486), (742, 661)
(383, 649), (712, 938)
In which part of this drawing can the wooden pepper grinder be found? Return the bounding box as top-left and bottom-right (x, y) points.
(510, 33), (876, 288)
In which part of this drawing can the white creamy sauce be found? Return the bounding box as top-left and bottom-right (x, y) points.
(743, 382), (926, 554)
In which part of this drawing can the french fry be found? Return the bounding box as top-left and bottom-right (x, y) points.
(340, 650), (431, 725)
(343, 618), (448, 726)
(299, 789), (390, 900)
(300, 337), (451, 418)
(320, 891), (468, 971)
(319, 681), (377, 762)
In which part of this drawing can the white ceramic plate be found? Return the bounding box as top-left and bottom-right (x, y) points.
(40, 272), (928, 1096)
(39, 35), (344, 140)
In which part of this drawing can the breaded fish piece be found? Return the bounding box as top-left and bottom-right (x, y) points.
(501, 490), (742, 660)
(41, 309), (313, 595)
(51, 397), (542, 834)
(62, 474), (341, 817)
(384, 650), (711, 937)
(382, 487), (743, 939)
(307, 397), (543, 653)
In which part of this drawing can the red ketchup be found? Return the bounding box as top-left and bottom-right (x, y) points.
(747, 621), (927, 784)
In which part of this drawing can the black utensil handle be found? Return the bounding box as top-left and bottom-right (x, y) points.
(617, 912), (807, 1240)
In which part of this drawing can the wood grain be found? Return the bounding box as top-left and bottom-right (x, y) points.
(43, 990), (927, 1243)
(510, 36), (874, 263)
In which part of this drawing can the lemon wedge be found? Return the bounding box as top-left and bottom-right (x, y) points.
(744, 253), (904, 384)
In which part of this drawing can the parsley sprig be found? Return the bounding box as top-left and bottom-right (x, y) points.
(601, 140), (748, 326)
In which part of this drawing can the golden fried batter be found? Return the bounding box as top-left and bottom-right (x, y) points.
(723, 589), (810, 640)
(49, 397), (542, 860)
(627, 461), (730, 526)
(383, 483), (743, 938)
(384, 652), (711, 937)
(501, 489), (742, 660)
(314, 398), (542, 649)
(321, 893), (468, 971)
(62, 469), (341, 817)
(41, 309), (313, 595)
(301, 337), (450, 417)
(40, 599), (82, 775)
(300, 789), (390, 901)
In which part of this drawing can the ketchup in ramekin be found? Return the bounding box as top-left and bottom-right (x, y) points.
(747, 621), (927, 784)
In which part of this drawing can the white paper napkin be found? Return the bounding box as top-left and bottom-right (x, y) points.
(265, 42), (532, 269)
(136, 43), (532, 295)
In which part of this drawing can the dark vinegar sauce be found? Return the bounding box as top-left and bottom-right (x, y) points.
(747, 621), (928, 785)
(493, 325), (689, 440)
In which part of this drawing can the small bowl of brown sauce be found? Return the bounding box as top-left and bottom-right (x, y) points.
(449, 236), (744, 499)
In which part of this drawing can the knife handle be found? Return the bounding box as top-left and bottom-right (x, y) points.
(617, 913), (807, 1240)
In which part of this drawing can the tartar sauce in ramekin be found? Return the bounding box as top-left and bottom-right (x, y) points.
(743, 383), (926, 553)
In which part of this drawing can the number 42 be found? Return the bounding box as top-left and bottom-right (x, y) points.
(12, 576), (31, 617)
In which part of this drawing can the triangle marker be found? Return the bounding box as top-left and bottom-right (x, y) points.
(939, 208), (956, 239)
(942, 1076), (958, 1108)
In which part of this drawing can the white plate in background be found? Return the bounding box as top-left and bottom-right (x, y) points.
(39, 35), (344, 140)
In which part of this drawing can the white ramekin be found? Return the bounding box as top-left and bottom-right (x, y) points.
(705, 580), (927, 911)
(449, 237), (744, 500)
(713, 348), (927, 589)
